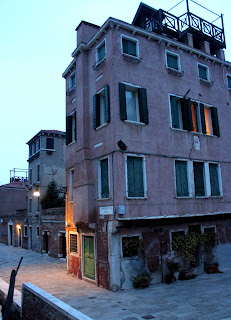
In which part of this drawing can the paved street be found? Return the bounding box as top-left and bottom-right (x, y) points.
(0, 243), (231, 320)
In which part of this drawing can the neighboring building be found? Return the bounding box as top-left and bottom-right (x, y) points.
(0, 169), (28, 248)
(63, 2), (231, 290)
(26, 130), (66, 253)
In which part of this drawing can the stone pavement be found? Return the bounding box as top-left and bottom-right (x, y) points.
(0, 243), (231, 320)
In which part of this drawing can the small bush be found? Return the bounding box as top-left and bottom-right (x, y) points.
(133, 273), (151, 289)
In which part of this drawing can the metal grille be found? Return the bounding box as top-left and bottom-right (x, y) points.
(70, 234), (77, 253)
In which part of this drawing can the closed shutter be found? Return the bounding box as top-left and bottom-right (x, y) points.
(181, 98), (193, 131)
(119, 82), (127, 120)
(210, 107), (220, 137)
(122, 38), (137, 56)
(199, 103), (206, 134)
(100, 159), (109, 198)
(93, 94), (100, 129)
(66, 115), (72, 145)
(104, 84), (110, 123)
(46, 138), (54, 149)
(138, 88), (149, 124)
(127, 157), (144, 197)
(209, 163), (220, 196)
(175, 161), (189, 197)
(167, 54), (178, 70)
(170, 96), (180, 128)
(193, 162), (205, 197)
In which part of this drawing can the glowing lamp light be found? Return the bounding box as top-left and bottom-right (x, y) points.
(33, 190), (40, 197)
(16, 224), (21, 229)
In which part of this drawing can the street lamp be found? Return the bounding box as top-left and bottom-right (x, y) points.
(33, 190), (40, 197)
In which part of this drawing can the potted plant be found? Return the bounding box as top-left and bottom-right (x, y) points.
(202, 231), (218, 274)
(165, 260), (181, 284)
(133, 273), (151, 289)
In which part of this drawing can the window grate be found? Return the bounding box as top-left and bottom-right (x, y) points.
(70, 234), (77, 253)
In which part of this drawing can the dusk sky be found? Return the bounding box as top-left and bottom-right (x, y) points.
(1, 0), (230, 185)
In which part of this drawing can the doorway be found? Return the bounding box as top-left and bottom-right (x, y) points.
(59, 232), (66, 258)
(83, 236), (95, 280)
(43, 231), (49, 253)
(18, 227), (22, 247)
(8, 224), (13, 246)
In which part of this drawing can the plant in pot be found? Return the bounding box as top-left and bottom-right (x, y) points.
(133, 273), (151, 289)
(202, 230), (218, 274)
(172, 232), (201, 280)
(165, 260), (181, 284)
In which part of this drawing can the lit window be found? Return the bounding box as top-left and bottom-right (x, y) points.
(96, 40), (106, 64)
(121, 36), (138, 57)
(198, 64), (209, 81)
(69, 71), (76, 91)
(66, 111), (76, 145)
(166, 51), (180, 71)
(119, 83), (149, 124)
(93, 85), (110, 129)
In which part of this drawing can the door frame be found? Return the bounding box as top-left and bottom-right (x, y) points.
(81, 233), (97, 283)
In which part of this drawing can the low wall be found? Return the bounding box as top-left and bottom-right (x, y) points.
(22, 283), (93, 320)
(0, 278), (21, 320)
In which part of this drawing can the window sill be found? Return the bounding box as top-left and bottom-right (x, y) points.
(97, 197), (111, 201)
(96, 123), (108, 130)
(171, 127), (218, 137)
(68, 200), (73, 204)
(175, 196), (193, 199)
(122, 53), (141, 63)
(195, 196), (209, 199)
(67, 140), (76, 146)
(126, 196), (148, 200)
(210, 195), (223, 198)
(124, 120), (145, 126)
(199, 79), (213, 87)
(68, 86), (76, 95)
(167, 67), (184, 77)
(93, 57), (106, 70)
(69, 252), (79, 257)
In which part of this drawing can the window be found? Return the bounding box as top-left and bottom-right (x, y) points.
(29, 198), (32, 213)
(198, 63), (209, 81)
(170, 95), (220, 137)
(119, 83), (149, 124)
(171, 230), (185, 251)
(37, 164), (40, 182)
(122, 236), (140, 258)
(36, 226), (40, 237)
(38, 139), (40, 151)
(166, 51), (180, 71)
(126, 156), (146, 198)
(227, 75), (231, 89)
(93, 85), (110, 129)
(33, 142), (36, 154)
(70, 233), (78, 253)
(175, 160), (189, 197)
(96, 39), (106, 64)
(98, 158), (109, 199)
(29, 169), (32, 185)
(29, 145), (32, 157)
(69, 71), (76, 91)
(24, 225), (28, 237)
(66, 111), (76, 145)
(69, 169), (74, 202)
(193, 162), (205, 197)
(209, 163), (221, 196)
(46, 138), (54, 150)
(121, 36), (138, 57)
(37, 198), (40, 212)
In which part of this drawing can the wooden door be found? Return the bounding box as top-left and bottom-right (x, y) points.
(83, 236), (95, 280)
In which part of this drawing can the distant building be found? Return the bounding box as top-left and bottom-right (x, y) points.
(0, 170), (28, 248)
(26, 130), (66, 254)
(63, 2), (231, 290)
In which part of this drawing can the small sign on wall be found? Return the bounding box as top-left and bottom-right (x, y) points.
(118, 205), (126, 215)
(99, 206), (113, 215)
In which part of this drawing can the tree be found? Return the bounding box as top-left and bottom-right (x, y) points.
(40, 180), (65, 209)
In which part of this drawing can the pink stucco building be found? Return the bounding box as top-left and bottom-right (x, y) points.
(63, 2), (231, 290)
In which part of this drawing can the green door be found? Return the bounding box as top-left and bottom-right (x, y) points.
(83, 236), (95, 280)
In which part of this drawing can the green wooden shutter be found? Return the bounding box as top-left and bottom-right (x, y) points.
(119, 82), (127, 120)
(73, 111), (76, 141)
(170, 96), (179, 128)
(211, 107), (220, 137)
(104, 84), (110, 123)
(175, 161), (189, 196)
(209, 163), (220, 196)
(66, 115), (72, 145)
(193, 162), (205, 197)
(93, 94), (100, 129)
(139, 88), (149, 124)
(167, 54), (178, 70)
(127, 157), (144, 197)
(100, 159), (109, 198)
(199, 103), (206, 134)
(122, 38), (136, 56)
(181, 98), (193, 131)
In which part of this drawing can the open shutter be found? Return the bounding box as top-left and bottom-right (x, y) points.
(200, 103), (206, 134)
(93, 94), (100, 129)
(104, 84), (110, 123)
(139, 88), (149, 124)
(211, 107), (220, 137)
(170, 96), (179, 128)
(119, 82), (127, 120)
(73, 111), (76, 141)
(66, 115), (72, 145)
(181, 98), (193, 131)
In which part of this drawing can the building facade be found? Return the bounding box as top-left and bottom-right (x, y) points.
(26, 130), (66, 253)
(63, 2), (231, 290)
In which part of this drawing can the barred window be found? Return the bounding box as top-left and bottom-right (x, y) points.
(70, 234), (77, 253)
